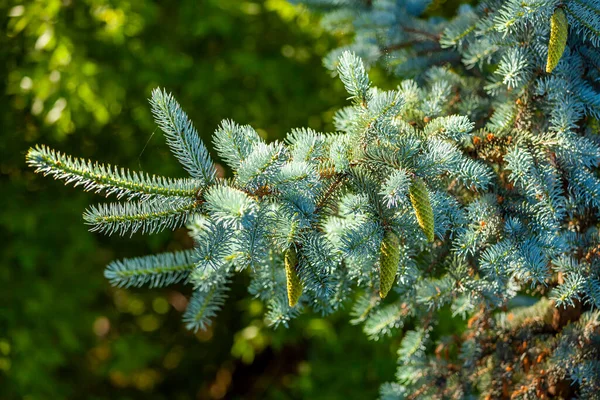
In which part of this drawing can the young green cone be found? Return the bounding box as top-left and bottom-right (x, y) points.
(284, 247), (303, 307)
(409, 176), (435, 242)
(546, 8), (568, 73)
(379, 230), (400, 299)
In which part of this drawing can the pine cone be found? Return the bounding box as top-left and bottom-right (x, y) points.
(409, 176), (435, 242)
(285, 247), (303, 307)
(379, 230), (400, 299)
(546, 8), (568, 73)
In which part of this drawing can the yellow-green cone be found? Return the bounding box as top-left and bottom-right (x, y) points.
(409, 177), (435, 242)
(379, 230), (400, 299)
(284, 247), (303, 307)
(546, 8), (568, 73)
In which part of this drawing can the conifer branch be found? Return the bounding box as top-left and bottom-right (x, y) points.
(150, 88), (217, 184)
(25, 3), (600, 394)
(84, 197), (200, 235)
(183, 280), (229, 332)
(26, 145), (201, 200)
(105, 249), (197, 288)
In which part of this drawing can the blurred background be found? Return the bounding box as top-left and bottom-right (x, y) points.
(0, 1), (397, 398)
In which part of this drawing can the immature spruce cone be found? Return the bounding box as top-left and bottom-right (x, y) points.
(546, 8), (568, 73)
(379, 230), (400, 299)
(285, 247), (303, 307)
(409, 176), (435, 242)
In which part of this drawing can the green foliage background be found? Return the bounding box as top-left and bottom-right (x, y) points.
(1, 0), (396, 398)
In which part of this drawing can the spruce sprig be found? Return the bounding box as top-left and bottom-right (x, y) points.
(26, 145), (201, 200)
(105, 249), (197, 288)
